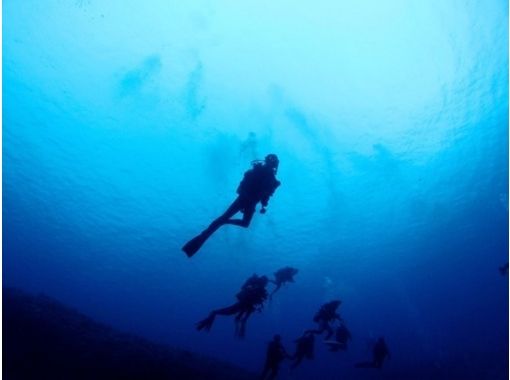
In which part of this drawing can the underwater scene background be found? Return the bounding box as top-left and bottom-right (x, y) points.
(3, 0), (509, 379)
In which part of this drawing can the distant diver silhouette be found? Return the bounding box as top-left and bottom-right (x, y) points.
(355, 337), (390, 369)
(261, 334), (290, 380)
(306, 300), (342, 339)
(269, 267), (299, 299)
(196, 274), (269, 338)
(324, 321), (352, 352)
(290, 332), (315, 369)
(182, 154), (281, 257)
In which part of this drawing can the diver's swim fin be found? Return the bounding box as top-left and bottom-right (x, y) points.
(182, 230), (211, 257)
(323, 341), (347, 351)
(196, 314), (215, 331)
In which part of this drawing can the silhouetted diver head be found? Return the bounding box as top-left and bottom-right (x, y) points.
(264, 154), (279, 172)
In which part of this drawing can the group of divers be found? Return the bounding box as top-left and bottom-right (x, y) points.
(194, 269), (390, 379)
(181, 154), (503, 379)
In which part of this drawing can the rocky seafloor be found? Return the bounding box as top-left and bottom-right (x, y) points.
(3, 287), (257, 380)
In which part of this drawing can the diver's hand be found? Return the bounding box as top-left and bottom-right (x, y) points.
(260, 207), (267, 214)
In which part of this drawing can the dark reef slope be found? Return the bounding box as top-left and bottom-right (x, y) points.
(3, 288), (257, 380)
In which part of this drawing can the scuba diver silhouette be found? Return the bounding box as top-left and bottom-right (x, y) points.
(355, 337), (390, 369)
(290, 332), (315, 369)
(306, 300), (342, 339)
(324, 321), (352, 352)
(196, 274), (269, 338)
(269, 267), (299, 299)
(182, 154), (281, 258)
(261, 334), (290, 380)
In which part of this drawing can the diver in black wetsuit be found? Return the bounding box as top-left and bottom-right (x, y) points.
(261, 334), (290, 380)
(355, 337), (390, 369)
(290, 332), (315, 369)
(306, 300), (342, 339)
(324, 321), (352, 352)
(269, 267), (299, 299)
(196, 274), (269, 338)
(182, 154), (281, 258)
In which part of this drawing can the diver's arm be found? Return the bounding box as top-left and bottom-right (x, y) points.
(260, 179), (281, 208)
(260, 195), (269, 213)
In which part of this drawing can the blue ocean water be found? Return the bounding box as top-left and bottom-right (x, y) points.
(3, 0), (508, 379)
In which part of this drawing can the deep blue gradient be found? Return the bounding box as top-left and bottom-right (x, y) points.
(3, 0), (508, 378)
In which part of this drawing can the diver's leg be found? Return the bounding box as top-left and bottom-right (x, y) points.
(240, 309), (253, 323)
(213, 303), (243, 316)
(183, 198), (243, 257)
(237, 309), (253, 338)
(206, 198), (243, 232)
(223, 203), (256, 228)
(234, 311), (245, 336)
(196, 303), (242, 331)
(237, 317), (248, 338)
